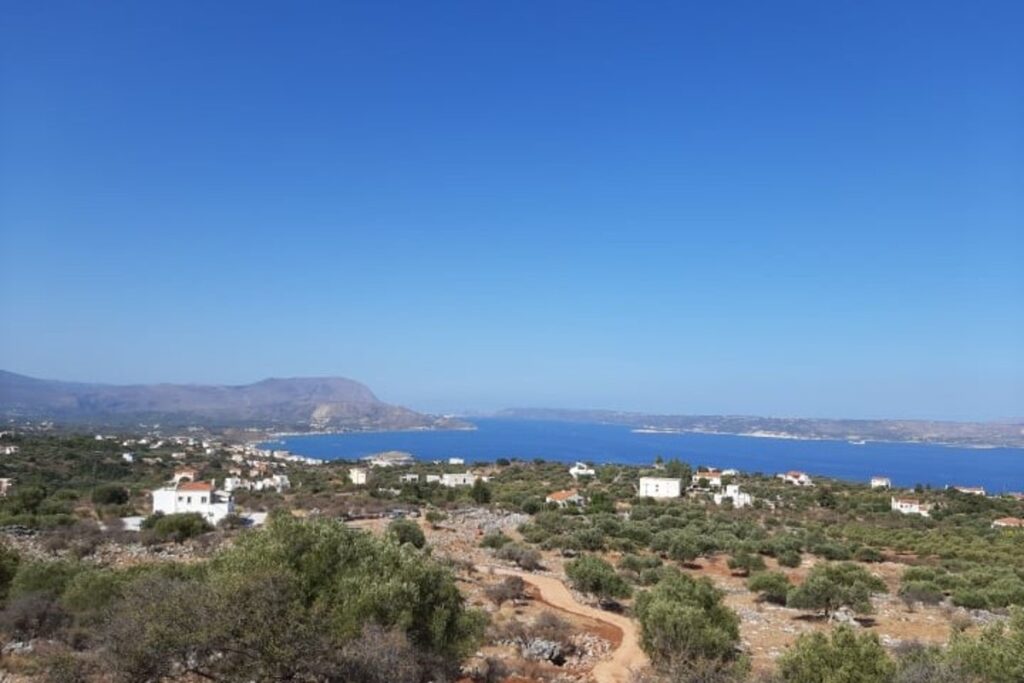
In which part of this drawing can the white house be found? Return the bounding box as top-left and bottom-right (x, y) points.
(151, 481), (234, 525)
(348, 467), (369, 485)
(223, 476), (247, 492)
(778, 471), (814, 487)
(891, 496), (932, 517)
(440, 472), (477, 487)
(569, 462), (596, 479)
(122, 452), (135, 463)
(638, 477), (682, 499)
(713, 484), (753, 508)
(399, 473), (420, 484)
(252, 474), (290, 492)
(870, 476), (891, 489)
(692, 469), (724, 488)
(0, 478), (13, 497)
(448, 457), (465, 465)
(546, 489), (584, 507)
(1, 445), (19, 456)
(425, 474), (441, 484)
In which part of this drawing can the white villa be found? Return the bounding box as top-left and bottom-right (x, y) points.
(569, 461), (596, 479)
(440, 472), (478, 487)
(348, 467), (369, 485)
(870, 476), (891, 489)
(223, 474), (290, 493)
(399, 473), (420, 484)
(891, 496), (932, 517)
(638, 477), (682, 499)
(1, 445), (20, 456)
(448, 457), (465, 465)
(778, 471), (814, 487)
(0, 478), (13, 497)
(151, 481), (234, 525)
(713, 484), (753, 508)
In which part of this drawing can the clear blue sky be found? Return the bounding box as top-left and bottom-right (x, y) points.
(1, 1), (1022, 420)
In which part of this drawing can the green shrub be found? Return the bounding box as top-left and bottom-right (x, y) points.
(635, 571), (740, 664)
(777, 626), (895, 682)
(748, 571), (790, 605)
(777, 549), (802, 567)
(10, 560), (82, 599)
(787, 562), (887, 616)
(142, 513), (212, 543)
(495, 544), (542, 570)
(480, 531), (511, 549)
(899, 580), (944, 607)
(91, 485), (129, 506)
(387, 519), (426, 549)
(565, 555), (631, 600)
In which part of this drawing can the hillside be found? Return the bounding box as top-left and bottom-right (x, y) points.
(0, 370), (464, 431)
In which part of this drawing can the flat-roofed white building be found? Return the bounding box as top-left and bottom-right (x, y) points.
(569, 461), (596, 479)
(638, 477), (682, 499)
(870, 476), (891, 489)
(348, 467), (368, 485)
(713, 484), (753, 508)
(441, 472), (477, 487)
(891, 496), (931, 517)
(151, 481), (234, 525)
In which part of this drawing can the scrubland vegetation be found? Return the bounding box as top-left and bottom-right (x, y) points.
(1, 433), (1023, 682)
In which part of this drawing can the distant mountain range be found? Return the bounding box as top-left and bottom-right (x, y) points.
(497, 408), (1024, 448)
(0, 371), (467, 432)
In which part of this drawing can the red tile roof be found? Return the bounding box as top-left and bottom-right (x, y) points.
(177, 481), (213, 492)
(993, 517), (1024, 527)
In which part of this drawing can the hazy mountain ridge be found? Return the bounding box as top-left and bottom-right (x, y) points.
(0, 371), (463, 431)
(497, 407), (1024, 448)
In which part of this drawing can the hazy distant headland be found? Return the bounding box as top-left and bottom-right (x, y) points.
(497, 407), (1024, 449)
(0, 370), (469, 433)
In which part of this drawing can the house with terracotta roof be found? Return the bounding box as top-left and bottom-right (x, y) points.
(151, 480), (234, 525)
(546, 489), (584, 507)
(992, 517), (1024, 529)
(891, 496), (932, 517)
(692, 469), (724, 488)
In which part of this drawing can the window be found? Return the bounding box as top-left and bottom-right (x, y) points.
(187, 496), (192, 504)
(201, 496), (207, 503)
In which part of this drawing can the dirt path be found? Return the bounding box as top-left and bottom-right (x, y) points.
(478, 564), (648, 683)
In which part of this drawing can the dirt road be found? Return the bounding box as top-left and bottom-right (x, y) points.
(478, 564), (648, 683)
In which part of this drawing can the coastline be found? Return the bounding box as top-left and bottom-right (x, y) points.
(629, 427), (1020, 451)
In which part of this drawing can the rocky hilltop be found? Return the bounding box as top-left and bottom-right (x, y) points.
(0, 370), (465, 432)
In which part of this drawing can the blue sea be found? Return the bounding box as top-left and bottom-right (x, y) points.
(268, 418), (1024, 493)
